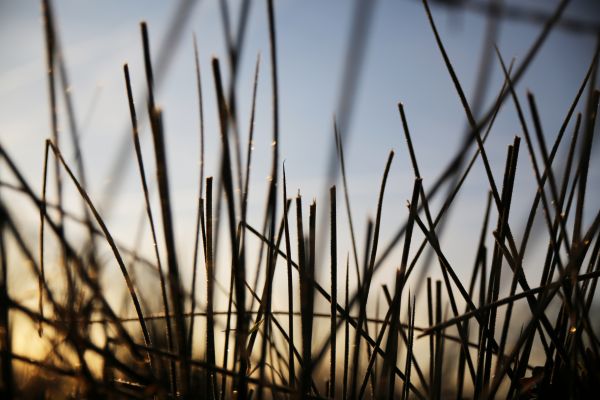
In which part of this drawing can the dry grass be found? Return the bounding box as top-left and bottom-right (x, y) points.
(0, 0), (599, 399)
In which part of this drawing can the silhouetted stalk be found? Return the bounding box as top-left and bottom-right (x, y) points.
(400, 100), (479, 382)
(0, 192), (12, 398)
(123, 63), (175, 397)
(42, 0), (71, 324)
(242, 56), (263, 317)
(205, 178), (218, 399)
(334, 122), (362, 286)
(343, 258), (350, 400)
(401, 294), (416, 400)
(379, 177), (421, 400)
(329, 185), (337, 399)
(141, 21), (189, 394)
(282, 166), (295, 390)
(45, 140), (154, 370)
(349, 219), (373, 400)
(212, 57), (247, 398)
(296, 195), (312, 397)
(188, 33), (206, 362)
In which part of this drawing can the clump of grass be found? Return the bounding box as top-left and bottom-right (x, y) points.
(1, 0), (599, 399)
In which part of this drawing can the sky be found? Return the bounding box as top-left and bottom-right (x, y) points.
(1, 0), (599, 358)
